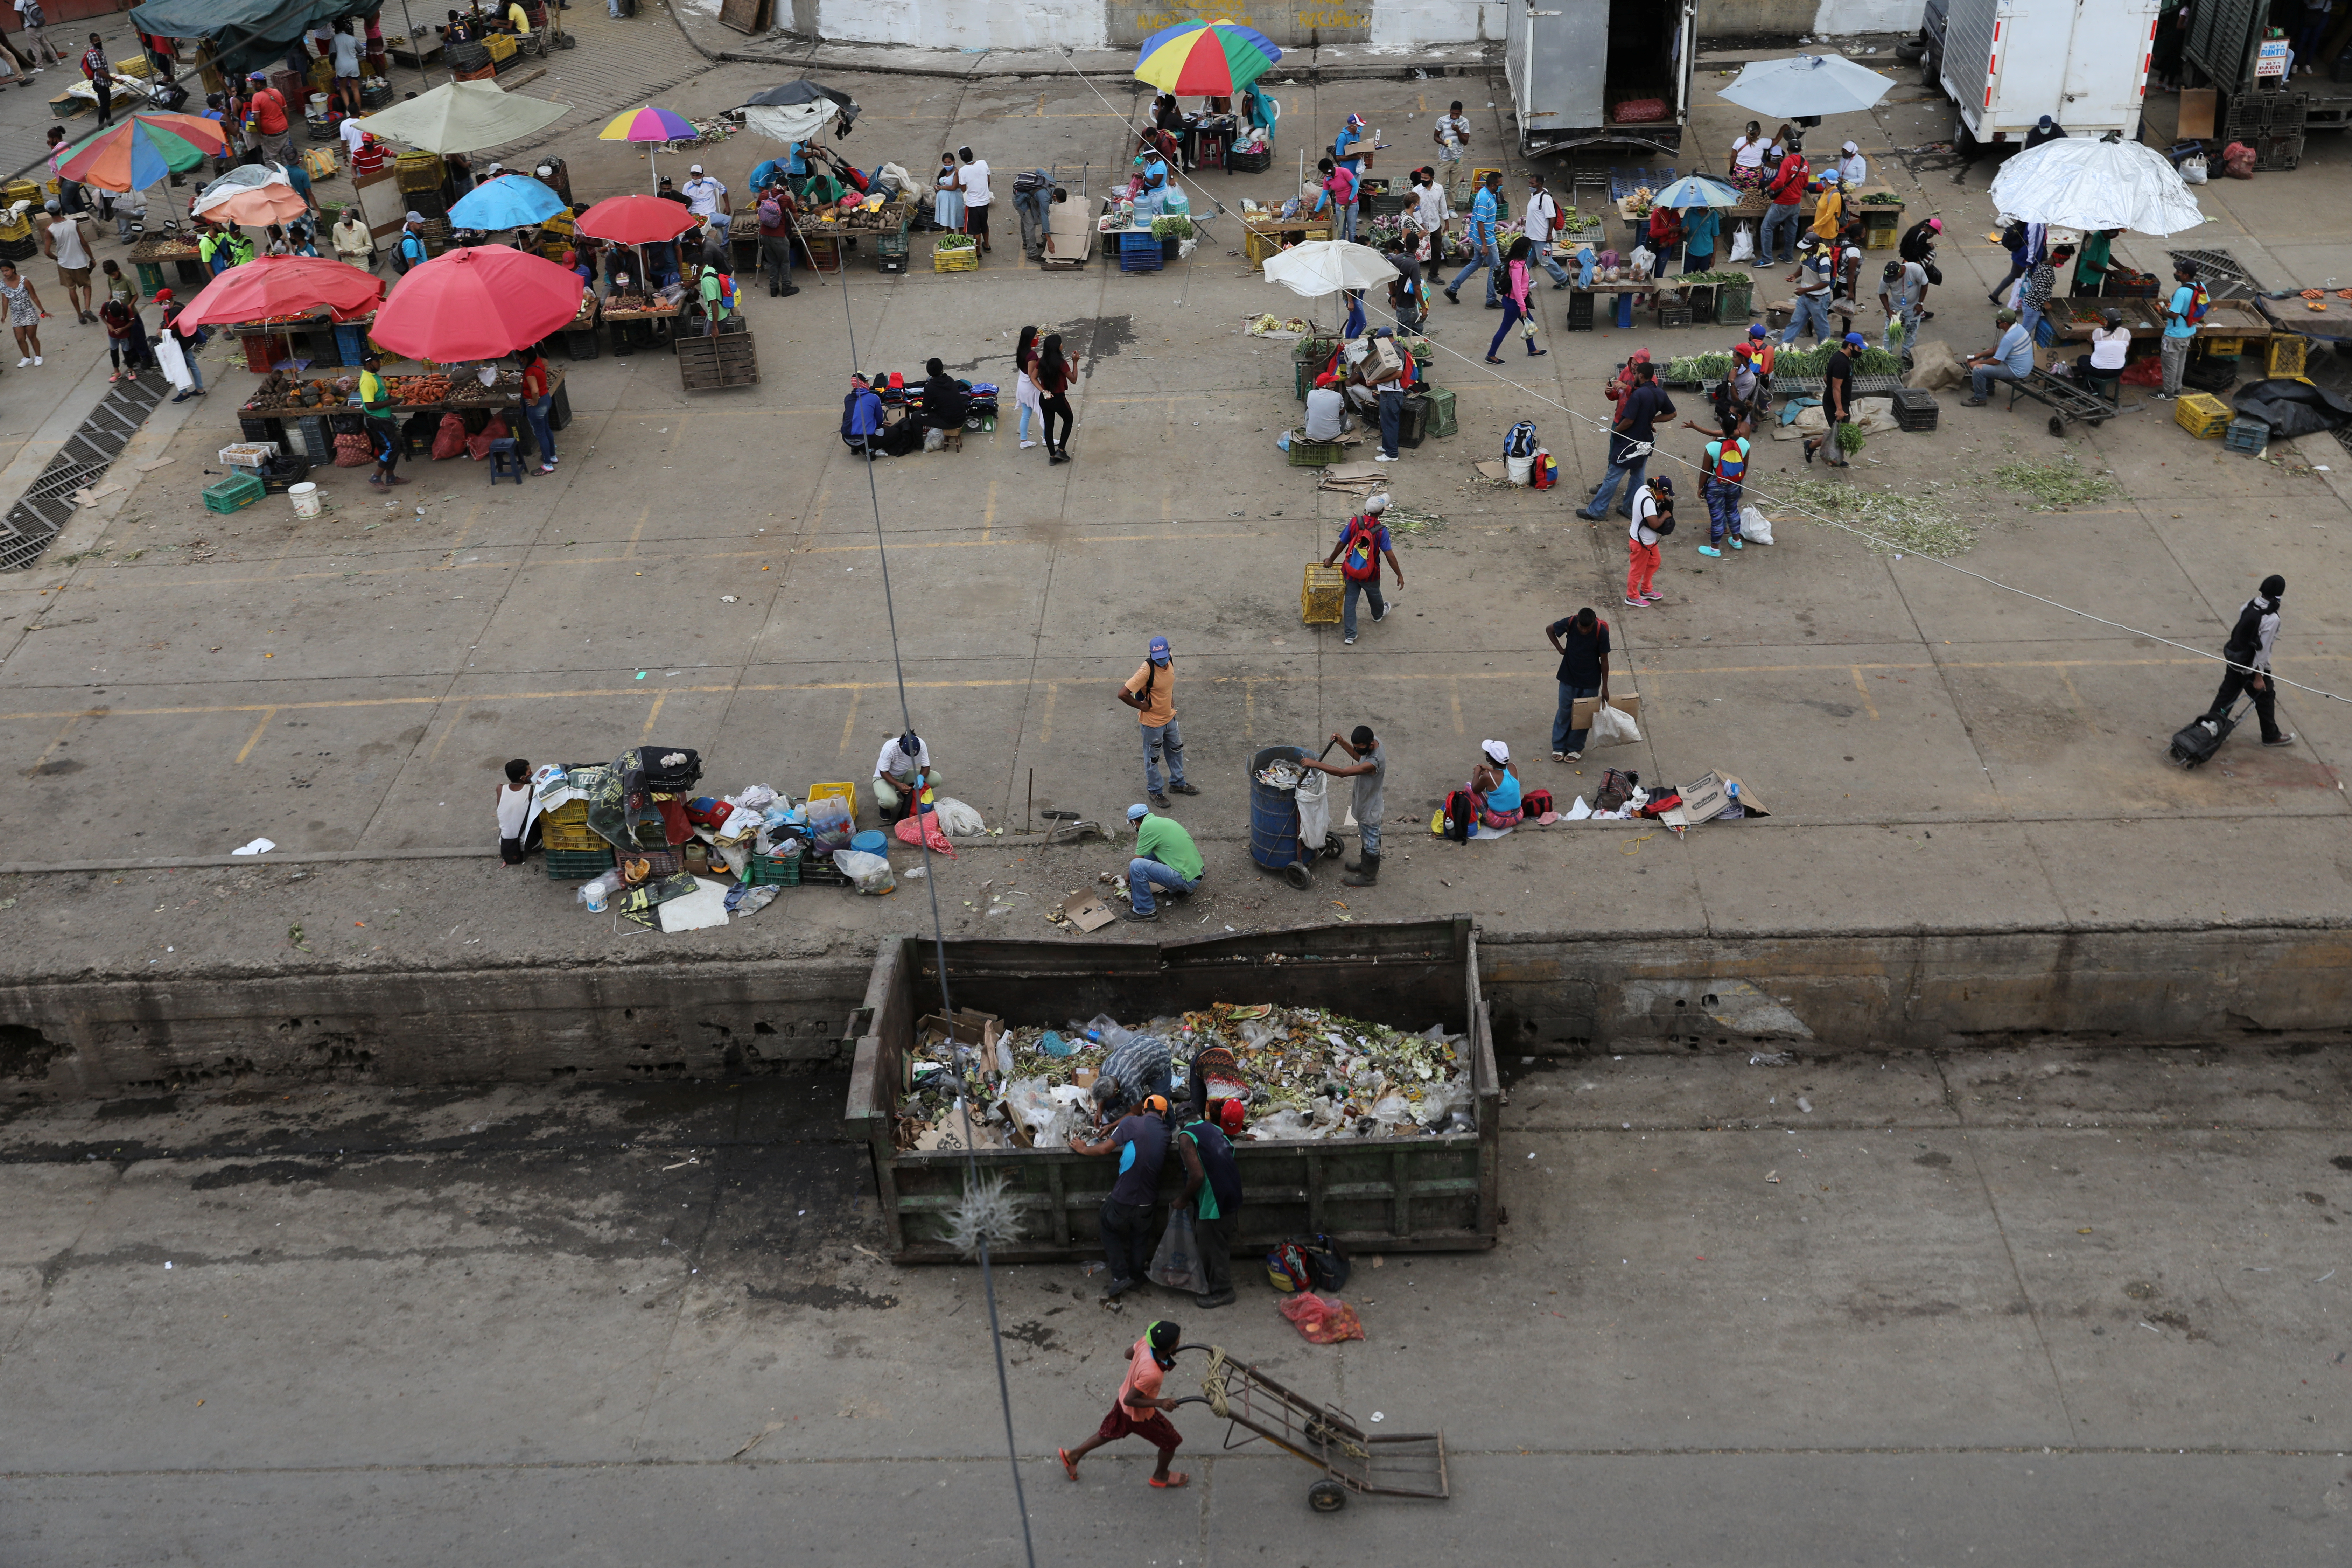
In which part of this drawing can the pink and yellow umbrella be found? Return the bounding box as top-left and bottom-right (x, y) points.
(1133, 17), (1283, 96)
(598, 105), (699, 191)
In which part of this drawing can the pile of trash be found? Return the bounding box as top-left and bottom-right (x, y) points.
(895, 1001), (1475, 1152)
(1254, 758), (1306, 790)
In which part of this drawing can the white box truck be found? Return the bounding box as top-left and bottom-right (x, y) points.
(1920, 0), (2161, 143)
(1506, 0), (1697, 159)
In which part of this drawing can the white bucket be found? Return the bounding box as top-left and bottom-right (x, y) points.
(309, 92), (329, 110)
(288, 481), (321, 518)
(1506, 453), (1535, 485)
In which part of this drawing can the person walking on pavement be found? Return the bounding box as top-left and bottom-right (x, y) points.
(1433, 99), (1471, 169)
(1174, 1104), (1245, 1309)
(1298, 726), (1387, 886)
(1118, 634), (1196, 808)
(1521, 174), (1572, 287)
(1625, 476), (1673, 607)
(2205, 574), (2296, 748)
(1446, 170), (1503, 308)
(1068, 1101), (1172, 1298)
(1697, 416), (1752, 558)
(1546, 608), (1612, 761)
(1878, 257), (1929, 357)
(1324, 494), (1404, 646)
(1580, 359), (1674, 520)
(1121, 801), (1204, 921)
(1059, 1320), (1189, 1489)
(1486, 235), (1548, 363)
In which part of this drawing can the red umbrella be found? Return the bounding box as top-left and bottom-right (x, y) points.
(371, 245), (585, 361)
(170, 255), (385, 331)
(574, 193), (700, 245)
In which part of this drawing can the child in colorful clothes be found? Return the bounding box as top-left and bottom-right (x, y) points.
(1697, 416), (1752, 558)
(1468, 740), (1523, 828)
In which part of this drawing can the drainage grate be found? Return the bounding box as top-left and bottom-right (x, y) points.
(0, 375), (167, 573)
(2167, 246), (2263, 302)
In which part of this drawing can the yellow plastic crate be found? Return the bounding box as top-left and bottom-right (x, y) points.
(933, 243), (979, 272)
(113, 55), (150, 79)
(807, 780), (857, 818)
(540, 798), (601, 852)
(2268, 335), (2308, 378)
(2202, 336), (2244, 357)
(1302, 564), (1344, 625)
(2176, 393), (2231, 439)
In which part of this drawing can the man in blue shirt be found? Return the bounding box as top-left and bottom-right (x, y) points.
(1962, 309), (2036, 404)
(1446, 170), (1503, 308)
(1070, 1092), (1170, 1298)
(2157, 260), (2202, 401)
(840, 371), (885, 457)
(1332, 113), (1368, 243)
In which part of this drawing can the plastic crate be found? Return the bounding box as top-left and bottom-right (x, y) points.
(1566, 292), (1596, 332)
(219, 441), (279, 470)
(1891, 388), (1940, 432)
(2202, 336), (2244, 358)
(1292, 338), (1337, 401)
(540, 799), (601, 851)
(933, 241), (979, 272)
(1287, 438), (1344, 467)
(202, 473), (265, 513)
(2267, 335), (2308, 378)
(544, 847), (616, 881)
(743, 849), (812, 886)
(1713, 281), (1753, 323)
(799, 854), (853, 887)
(1655, 304), (1692, 329)
(2224, 416), (2270, 455)
(1422, 386), (1458, 438)
(2175, 393), (2231, 439)
(806, 781), (856, 820)
(1118, 247), (1163, 274)
(1302, 563), (1344, 625)
(1226, 147), (1272, 173)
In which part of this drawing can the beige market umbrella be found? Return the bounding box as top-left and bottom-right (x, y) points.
(348, 80), (571, 155)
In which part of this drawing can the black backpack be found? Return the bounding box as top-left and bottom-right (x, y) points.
(2000, 217), (2028, 253)
(1298, 1233), (1351, 1292)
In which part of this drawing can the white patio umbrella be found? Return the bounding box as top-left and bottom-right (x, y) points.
(1719, 54), (1896, 119)
(1989, 135), (2205, 237)
(1262, 240), (1395, 297)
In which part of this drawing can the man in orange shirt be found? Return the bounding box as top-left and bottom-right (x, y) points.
(1059, 1320), (1188, 1488)
(244, 70), (293, 166)
(1116, 634), (1197, 809)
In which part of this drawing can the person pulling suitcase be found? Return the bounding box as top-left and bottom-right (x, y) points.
(2174, 574), (2295, 765)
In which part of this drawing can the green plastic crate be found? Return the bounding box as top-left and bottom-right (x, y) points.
(1287, 438), (1344, 467)
(743, 850), (804, 887)
(545, 847), (616, 880)
(1421, 386), (1457, 439)
(1713, 281), (1753, 324)
(202, 472), (265, 514)
(1292, 337), (1337, 401)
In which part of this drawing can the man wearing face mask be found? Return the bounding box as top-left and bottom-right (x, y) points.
(2206, 574), (2296, 749)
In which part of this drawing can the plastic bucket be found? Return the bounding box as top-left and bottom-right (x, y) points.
(1506, 453), (1534, 485)
(288, 481), (321, 518)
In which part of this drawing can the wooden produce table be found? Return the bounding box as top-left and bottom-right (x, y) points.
(600, 298), (682, 354)
(127, 235), (209, 292)
(2257, 292), (2352, 345)
(1242, 215), (1332, 270)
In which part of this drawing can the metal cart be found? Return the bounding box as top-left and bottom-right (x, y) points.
(1169, 1344), (1449, 1512)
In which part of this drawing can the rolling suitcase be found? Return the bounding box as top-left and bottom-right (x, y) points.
(2168, 704), (2244, 769)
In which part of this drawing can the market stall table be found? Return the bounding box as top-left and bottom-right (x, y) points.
(237, 366), (571, 462)
(2257, 292), (2352, 346)
(600, 296), (683, 354)
(229, 309), (379, 374)
(128, 234), (209, 292)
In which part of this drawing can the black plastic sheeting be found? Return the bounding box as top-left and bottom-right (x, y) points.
(130, 0), (371, 73)
(2233, 377), (2352, 440)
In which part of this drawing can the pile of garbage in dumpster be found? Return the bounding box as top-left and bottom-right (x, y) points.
(895, 1001), (1474, 1152)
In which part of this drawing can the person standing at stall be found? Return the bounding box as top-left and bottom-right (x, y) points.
(358, 353), (406, 488)
(519, 348), (556, 473)
(78, 32), (110, 126)
(956, 146), (993, 254)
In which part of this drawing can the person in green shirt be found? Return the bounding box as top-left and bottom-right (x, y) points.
(357, 353), (406, 488)
(1123, 802), (1203, 920)
(696, 258), (730, 335)
(1174, 1100), (1245, 1308)
(2073, 226), (2118, 297)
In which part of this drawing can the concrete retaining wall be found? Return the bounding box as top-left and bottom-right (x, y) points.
(4, 922), (2346, 1100)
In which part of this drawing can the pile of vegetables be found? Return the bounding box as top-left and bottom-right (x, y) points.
(1857, 191), (1904, 205)
(1664, 343), (1902, 383)
(386, 374), (453, 402)
(1625, 186), (1654, 216)
(1150, 214), (1194, 240)
(1677, 269), (1754, 286)
(935, 231), (976, 252)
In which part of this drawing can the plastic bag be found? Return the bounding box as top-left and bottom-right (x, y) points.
(733, 784), (779, 817)
(806, 794), (854, 850)
(894, 810), (957, 857)
(1148, 1208), (1206, 1294)
(1729, 223), (1755, 263)
(1248, 1106), (1316, 1141)
(1588, 702), (1642, 748)
(2180, 154), (2207, 184)
(833, 848), (896, 895)
(1277, 1291), (1365, 1343)
(1004, 1076), (1074, 1146)
(1740, 505), (1774, 545)
(576, 868), (623, 912)
(934, 797), (987, 836)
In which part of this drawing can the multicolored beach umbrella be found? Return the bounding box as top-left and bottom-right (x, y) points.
(1133, 18), (1283, 96)
(598, 105), (699, 190)
(58, 113), (227, 195)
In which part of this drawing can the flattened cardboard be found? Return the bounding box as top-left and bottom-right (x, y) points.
(1572, 690), (1642, 730)
(1059, 891), (1116, 932)
(1678, 771), (1729, 822)
(1721, 774), (1769, 817)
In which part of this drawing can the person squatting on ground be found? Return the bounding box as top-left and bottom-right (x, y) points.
(1122, 800), (1203, 920)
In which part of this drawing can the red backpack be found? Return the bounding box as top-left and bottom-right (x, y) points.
(1339, 515), (1382, 581)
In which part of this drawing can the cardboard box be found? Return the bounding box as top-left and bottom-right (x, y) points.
(1059, 891), (1116, 932)
(1572, 691), (1641, 730)
(1676, 770), (1770, 822)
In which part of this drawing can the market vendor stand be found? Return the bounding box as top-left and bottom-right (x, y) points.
(844, 918), (1500, 1264)
(237, 367), (572, 463)
(128, 234), (208, 292)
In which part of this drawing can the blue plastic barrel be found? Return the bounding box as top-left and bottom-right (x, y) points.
(1248, 744), (1306, 872)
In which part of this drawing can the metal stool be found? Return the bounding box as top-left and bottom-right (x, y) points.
(487, 437), (526, 485)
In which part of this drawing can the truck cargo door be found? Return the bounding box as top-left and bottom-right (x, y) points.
(1989, 1), (2069, 134)
(2061, 0), (2160, 132)
(1675, 3), (1694, 123)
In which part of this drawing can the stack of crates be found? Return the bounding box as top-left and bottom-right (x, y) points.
(1292, 338), (1336, 401)
(545, 845), (616, 880)
(1892, 388), (1940, 432)
(1565, 292), (1596, 331)
(877, 217), (911, 274)
(292, 416), (334, 463)
(2175, 392), (2232, 439)
(202, 473), (265, 514)
(2224, 416), (2270, 456)
(1301, 564), (1344, 625)
(744, 849), (808, 886)
(1118, 230), (1163, 274)
(1713, 279), (1753, 323)
(2268, 335), (2309, 379)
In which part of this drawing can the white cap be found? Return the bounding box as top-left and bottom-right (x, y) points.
(1482, 739), (1510, 764)
(1842, 140), (1858, 154)
(689, 163), (705, 174)
(1366, 493), (1390, 513)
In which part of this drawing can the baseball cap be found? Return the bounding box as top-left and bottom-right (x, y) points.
(1842, 140), (1858, 154)
(1366, 493), (1390, 513)
(1141, 1094), (1169, 1115)
(1732, 342), (1753, 359)
(1747, 323), (1768, 338)
(1843, 331), (1866, 346)
(1630, 347), (1651, 363)
(1926, 217), (1942, 231)
(1127, 803), (1151, 821)
(1148, 635), (1172, 663)
(154, 287), (173, 302)
(1481, 739), (1510, 764)
(1217, 1098), (1246, 1134)
(1650, 475), (1674, 496)
(688, 162), (705, 174)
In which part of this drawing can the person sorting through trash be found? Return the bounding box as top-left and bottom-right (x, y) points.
(1087, 1025), (1176, 1123)
(1297, 726), (1387, 886)
(1060, 1320), (1188, 1486)
(1123, 800), (1204, 923)
(1069, 1099), (1171, 1301)
(1175, 1106), (1244, 1310)
(871, 729), (939, 822)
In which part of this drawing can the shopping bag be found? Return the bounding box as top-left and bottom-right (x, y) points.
(1588, 702), (1642, 749)
(1148, 1208), (1206, 1294)
(1729, 223), (1755, 263)
(1740, 505), (1774, 545)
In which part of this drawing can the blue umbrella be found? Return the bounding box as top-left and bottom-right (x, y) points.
(448, 173), (567, 231)
(1651, 175), (1743, 208)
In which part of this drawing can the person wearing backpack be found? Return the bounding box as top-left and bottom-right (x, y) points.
(1697, 416), (1752, 558)
(754, 179), (801, 298)
(1323, 495), (1404, 646)
(2158, 260), (2206, 401)
(1174, 1102), (1244, 1308)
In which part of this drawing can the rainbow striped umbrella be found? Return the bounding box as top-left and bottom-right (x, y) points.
(58, 113), (229, 195)
(598, 105), (699, 192)
(1133, 17), (1282, 96)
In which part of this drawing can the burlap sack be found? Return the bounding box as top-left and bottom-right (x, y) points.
(1905, 338), (1965, 391)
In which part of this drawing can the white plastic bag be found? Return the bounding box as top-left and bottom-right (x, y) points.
(1588, 702), (1642, 749)
(2181, 155), (2208, 185)
(934, 797), (987, 836)
(806, 794), (854, 850)
(1729, 223), (1755, 263)
(833, 848), (896, 895)
(1741, 505), (1774, 545)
